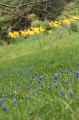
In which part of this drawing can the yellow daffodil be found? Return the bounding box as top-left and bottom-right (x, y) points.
(72, 16), (79, 20)
(8, 15), (79, 38)
(39, 26), (45, 32)
(31, 27), (40, 33)
(8, 32), (17, 38)
(20, 30), (29, 36)
(62, 19), (71, 24)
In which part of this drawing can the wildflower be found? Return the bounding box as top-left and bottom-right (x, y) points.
(62, 19), (71, 24)
(54, 79), (56, 83)
(62, 80), (65, 83)
(8, 32), (16, 38)
(2, 104), (7, 111)
(39, 26), (45, 32)
(75, 71), (79, 78)
(31, 27), (40, 33)
(28, 30), (35, 35)
(20, 30), (29, 36)
(32, 75), (34, 79)
(54, 72), (58, 80)
(54, 82), (58, 88)
(35, 72), (39, 76)
(60, 89), (65, 96)
(0, 98), (4, 103)
(72, 16), (79, 20)
(39, 76), (45, 80)
(69, 91), (74, 97)
(13, 98), (17, 105)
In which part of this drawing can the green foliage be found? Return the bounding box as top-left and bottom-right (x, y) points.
(0, 26), (79, 120)
(70, 21), (79, 32)
(31, 20), (51, 30)
(27, 13), (37, 21)
(0, 38), (5, 46)
(58, 0), (79, 19)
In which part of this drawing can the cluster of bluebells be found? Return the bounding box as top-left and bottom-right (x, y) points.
(54, 72), (58, 88)
(0, 97), (17, 111)
(1, 63), (79, 111)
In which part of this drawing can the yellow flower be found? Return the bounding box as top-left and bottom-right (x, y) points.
(62, 19), (70, 24)
(31, 27), (40, 33)
(20, 30), (29, 36)
(28, 30), (35, 35)
(39, 26), (45, 32)
(8, 32), (16, 38)
(49, 21), (60, 27)
(72, 16), (79, 20)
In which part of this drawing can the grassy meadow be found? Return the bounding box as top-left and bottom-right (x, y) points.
(0, 25), (79, 120)
(0, 1), (79, 119)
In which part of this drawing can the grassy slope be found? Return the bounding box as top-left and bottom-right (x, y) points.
(0, 26), (79, 120)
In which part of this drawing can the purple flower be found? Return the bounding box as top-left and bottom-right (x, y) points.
(54, 72), (58, 80)
(13, 98), (17, 104)
(35, 72), (39, 76)
(0, 98), (4, 103)
(54, 82), (58, 88)
(62, 80), (65, 83)
(75, 71), (79, 78)
(39, 76), (45, 80)
(32, 75), (34, 79)
(2, 104), (7, 111)
(54, 79), (56, 83)
(60, 89), (65, 96)
(69, 91), (74, 97)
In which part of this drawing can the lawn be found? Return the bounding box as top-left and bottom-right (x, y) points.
(0, 26), (79, 120)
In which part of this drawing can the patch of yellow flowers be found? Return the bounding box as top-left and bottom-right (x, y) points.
(8, 15), (79, 38)
(49, 15), (79, 27)
(8, 26), (45, 38)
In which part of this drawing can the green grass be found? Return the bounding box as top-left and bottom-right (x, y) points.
(0, 26), (79, 120)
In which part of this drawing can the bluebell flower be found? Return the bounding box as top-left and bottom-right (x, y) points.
(54, 79), (56, 83)
(35, 72), (39, 76)
(54, 82), (58, 88)
(13, 98), (17, 104)
(0, 98), (4, 103)
(62, 80), (65, 83)
(54, 72), (58, 80)
(39, 76), (45, 80)
(60, 89), (65, 96)
(32, 75), (34, 79)
(2, 104), (7, 111)
(69, 91), (74, 97)
(75, 71), (79, 78)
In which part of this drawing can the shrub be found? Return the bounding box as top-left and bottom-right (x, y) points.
(70, 22), (78, 32)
